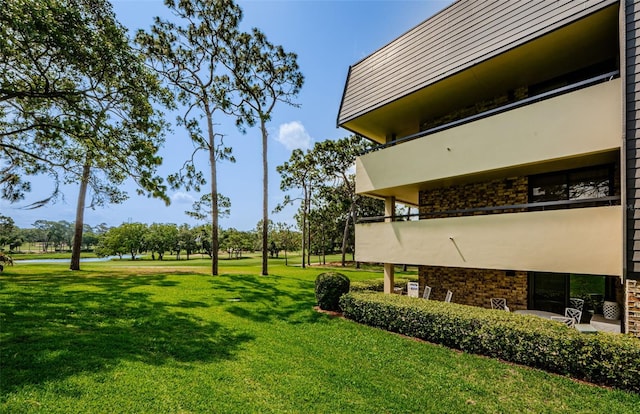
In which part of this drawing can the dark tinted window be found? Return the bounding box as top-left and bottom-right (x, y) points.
(568, 167), (611, 200)
(529, 165), (612, 204)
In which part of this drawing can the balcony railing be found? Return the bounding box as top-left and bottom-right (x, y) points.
(359, 70), (620, 156)
(357, 196), (621, 223)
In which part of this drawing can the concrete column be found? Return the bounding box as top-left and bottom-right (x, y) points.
(384, 263), (395, 294)
(383, 196), (396, 294)
(384, 196), (396, 220)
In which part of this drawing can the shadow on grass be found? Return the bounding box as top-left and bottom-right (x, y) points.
(212, 274), (325, 325)
(0, 273), (254, 395)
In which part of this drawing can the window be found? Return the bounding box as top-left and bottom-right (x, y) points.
(529, 272), (612, 315)
(529, 165), (614, 207)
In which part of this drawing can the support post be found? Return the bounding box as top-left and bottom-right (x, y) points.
(383, 196), (396, 294)
(384, 263), (395, 294)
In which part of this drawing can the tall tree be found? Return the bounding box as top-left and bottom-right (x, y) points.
(136, 0), (243, 276)
(227, 28), (304, 276)
(68, 40), (170, 270)
(278, 137), (383, 267)
(0, 0), (171, 270)
(312, 136), (371, 266)
(0, 0), (101, 202)
(276, 148), (321, 269)
(307, 206), (334, 265)
(1, 0), (162, 202)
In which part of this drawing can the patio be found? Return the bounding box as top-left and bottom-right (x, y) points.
(514, 309), (621, 334)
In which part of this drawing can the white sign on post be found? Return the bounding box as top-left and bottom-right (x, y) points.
(407, 282), (419, 298)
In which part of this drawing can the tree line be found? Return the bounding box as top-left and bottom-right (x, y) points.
(0, 215), (105, 253)
(0, 214), (302, 264)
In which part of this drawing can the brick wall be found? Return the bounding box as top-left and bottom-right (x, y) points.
(419, 266), (528, 310)
(627, 279), (640, 337)
(420, 86), (528, 131)
(418, 177), (529, 309)
(419, 176), (528, 218)
(415, 148), (625, 320)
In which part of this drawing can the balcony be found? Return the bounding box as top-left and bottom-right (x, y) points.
(355, 77), (622, 205)
(355, 205), (622, 276)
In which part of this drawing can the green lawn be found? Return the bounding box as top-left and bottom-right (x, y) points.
(1, 257), (638, 413)
(10, 251), (101, 260)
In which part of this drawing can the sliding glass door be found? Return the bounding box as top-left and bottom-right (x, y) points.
(529, 272), (607, 314)
(529, 272), (568, 314)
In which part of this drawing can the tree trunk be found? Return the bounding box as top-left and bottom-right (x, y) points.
(206, 108), (219, 276)
(307, 216), (311, 266)
(301, 185), (307, 269)
(306, 186), (312, 267)
(341, 201), (356, 267)
(322, 226), (325, 265)
(70, 162), (91, 271)
(261, 119), (268, 276)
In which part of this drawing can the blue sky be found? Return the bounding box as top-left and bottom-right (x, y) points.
(4, 0), (452, 231)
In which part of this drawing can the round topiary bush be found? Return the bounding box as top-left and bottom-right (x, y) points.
(315, 272), (350, 311)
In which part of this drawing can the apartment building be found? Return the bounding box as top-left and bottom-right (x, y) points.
(337, 0), (640, 336)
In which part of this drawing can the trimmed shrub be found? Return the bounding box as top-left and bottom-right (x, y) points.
(315, 272), (350, 311)
(350, 276), (418, 292)
(340, 291), (640, 393)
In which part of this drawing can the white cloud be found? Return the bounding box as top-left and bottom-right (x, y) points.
(171, 192), (195, 204)
(276, 121), (312, 151)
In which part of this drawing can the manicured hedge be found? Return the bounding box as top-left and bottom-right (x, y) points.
(350, 276), (418, 293)
(339, 291), (640, 393)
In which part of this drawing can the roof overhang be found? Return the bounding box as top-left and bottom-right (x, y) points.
(338, 3), (619, 144)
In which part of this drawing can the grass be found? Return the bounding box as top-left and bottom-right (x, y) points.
(1, 257), (638, 413)
(10, 251), (100, 260)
